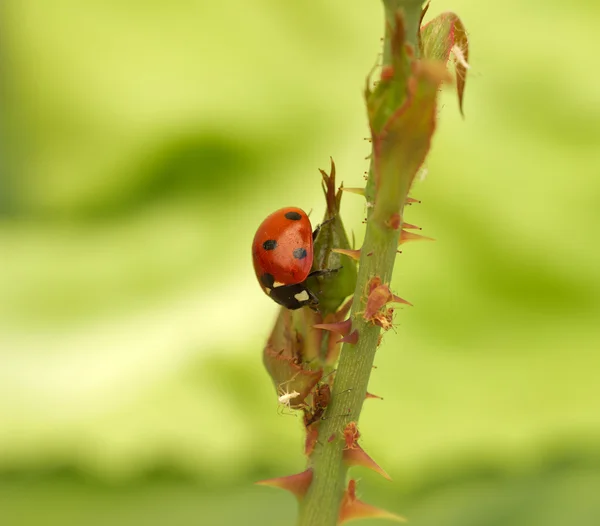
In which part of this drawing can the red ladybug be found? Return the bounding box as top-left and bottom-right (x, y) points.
(252, 207), (337, 310)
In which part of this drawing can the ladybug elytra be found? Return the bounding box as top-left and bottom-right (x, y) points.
(252, 207), (337, 310)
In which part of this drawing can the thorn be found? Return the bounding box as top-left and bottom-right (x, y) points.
(402, 222), (421, 230)
(256, 469), (313, 501)
(405, 197), (421, 205)
(337, 329), (359, 345)
(314, 318), (352, 336)
(365, 392), (384, 400)
(333, 248), (361, 261)
(399, 229), (434, 245)
(340, 186), (366, 197)
(338, 480), (405, 525)
(343, 445), (392, 481)
(391, 294), (412, 307)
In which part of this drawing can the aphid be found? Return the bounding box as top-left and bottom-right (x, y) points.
(343, 421), (360, 450)
(275, 371), (305, 415)
(278, 389), (300, 408)
(304, 383), (332, 427)
(252, 207), (338, 310)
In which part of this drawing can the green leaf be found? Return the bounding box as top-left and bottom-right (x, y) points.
(420, 12), (470, 115)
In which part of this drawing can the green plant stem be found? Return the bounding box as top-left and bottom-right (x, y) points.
(296, 2), (424, 526)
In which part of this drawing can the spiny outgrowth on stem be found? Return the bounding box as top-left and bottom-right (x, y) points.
(338, 479), (405, 525)
(399, 228), (434, 244)
(256, 469), (313, 501)
(332, 248), (361, 262)
(314, 317), (353, 338)
(340, 186), (366, 197)
(337, 329), (359, 345)
(319, 297), (354, 364)
(341, 422), (391, 480)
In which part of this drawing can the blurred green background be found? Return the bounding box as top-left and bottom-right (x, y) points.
(1, 1), (599, 525)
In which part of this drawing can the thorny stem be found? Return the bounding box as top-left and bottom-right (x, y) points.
(296, 2), (425, 526)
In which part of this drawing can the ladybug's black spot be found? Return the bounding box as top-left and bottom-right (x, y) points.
(293, 247), (307, 260)
(261, 273), (275, 288)
(284, 211), (302, 221)
(262, 239), (277, 251)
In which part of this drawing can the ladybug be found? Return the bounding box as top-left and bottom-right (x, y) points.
(252, 207), (337, 310)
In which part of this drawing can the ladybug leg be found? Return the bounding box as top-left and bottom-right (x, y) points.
(312, 216), (335, 241)
(305, 286), (320, 306)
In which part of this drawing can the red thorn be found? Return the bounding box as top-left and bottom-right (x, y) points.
(324, 299), (354, 364)
(402, 222), (421, 230)
(314, 318), (352, 336)
(337, 329), (359, 345)
(341, 186), (366, 197)
(391, 294), (412, 307)
(399, 229), (434, 245)
(405, 197), (420, 205)
(333, 248), (361, 261)
(338, 480), (405, 524)
(256, 469), (313, 501)
(365, 391), (384, 400)
(343, 445), (392, 481)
